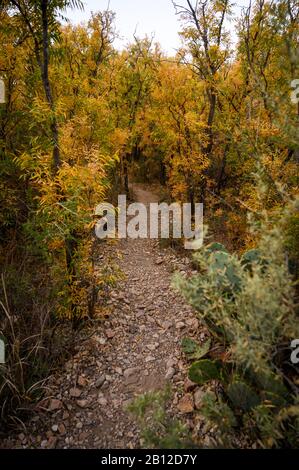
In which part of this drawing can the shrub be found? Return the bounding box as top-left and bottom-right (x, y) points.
(174, 196), (299, 448)
(128, 389), (191, 449)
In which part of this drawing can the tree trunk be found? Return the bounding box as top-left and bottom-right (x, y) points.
(123, 153), (129, 196)
(65, 234), (80, 329)
(200, 89), (217, 203)
(205, 90), (216, 156)
(216, 144), (229, 194)
(188, 185), (195, 218)
(160, 158), (166, 185)
(41, 0), (61, 173)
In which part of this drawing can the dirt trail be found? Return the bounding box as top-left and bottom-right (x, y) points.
(3, 184), (202, 449)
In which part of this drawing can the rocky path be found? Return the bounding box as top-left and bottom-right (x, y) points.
(3, 184), (205, 449)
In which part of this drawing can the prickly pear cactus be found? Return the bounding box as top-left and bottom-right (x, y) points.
(241, 249), (262, 269)
(207, 251), (241, 292)
(188, 359), (221, 385)
(227, 381), (260, 412)
(205, 242), (228, 254)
